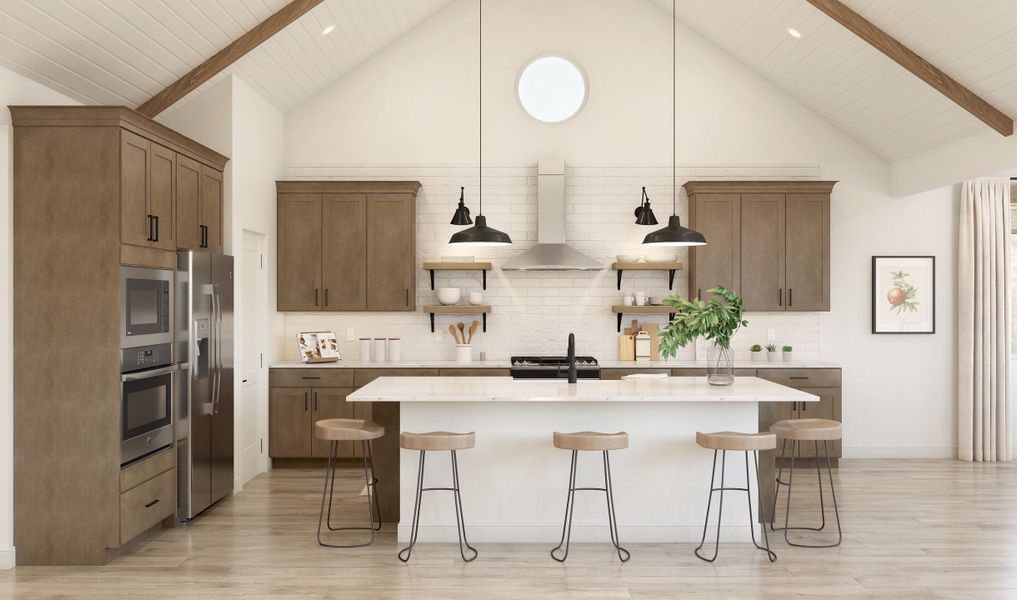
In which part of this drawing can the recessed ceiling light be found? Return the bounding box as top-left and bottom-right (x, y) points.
(788, 27), (802, 38)
(321, 24), (335, 36)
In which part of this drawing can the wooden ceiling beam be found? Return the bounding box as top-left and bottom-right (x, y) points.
(136, 0), (324, 118)
(807, 0), (1013, 137)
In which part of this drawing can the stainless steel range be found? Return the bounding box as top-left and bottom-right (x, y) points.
(510, 356), (601, 379)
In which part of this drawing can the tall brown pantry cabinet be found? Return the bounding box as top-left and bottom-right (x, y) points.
(276, 181), (420, 312)
(10, 106), (228, 565)
(686, 181), (835, 311)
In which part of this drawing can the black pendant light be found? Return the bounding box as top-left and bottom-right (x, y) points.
(450, 187), (473, 225)
(634, 187), (658, 225)
(643, 0), (706, 248)
(449, 0), (511, 246)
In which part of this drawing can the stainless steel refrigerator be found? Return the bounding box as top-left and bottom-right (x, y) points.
(176, 250), (234, 521)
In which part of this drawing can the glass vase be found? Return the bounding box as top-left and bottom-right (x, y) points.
(707, 342), (735, 386)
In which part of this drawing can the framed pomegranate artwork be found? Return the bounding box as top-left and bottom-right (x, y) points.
(872, 256), (935, 334)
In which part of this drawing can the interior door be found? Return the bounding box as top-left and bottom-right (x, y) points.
(740, 193), (785, 311)
(269, 388), (311, 457)
(149, 143), (176, 251)
(785, 194), (830, 311)
(200, 166), (224, 252)
(311, 388), (356, 458)
(689, 193), (740, 300)
(238, 231), (266, 486)
(175, 155), (202, 250)
(210, 253), (234, 503)
(322, 194), (367, 310)
(120, 130), (150, 247)
(277, 194), (323, 311)
(366, 194), (414, 310)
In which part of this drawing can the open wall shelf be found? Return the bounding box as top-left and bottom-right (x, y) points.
(610, 305), (674, 332)
(612, 261), (683, 291)
(424, 304), (492, 332)
(423, 261), (492, 290)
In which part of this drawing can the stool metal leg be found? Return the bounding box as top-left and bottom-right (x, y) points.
(695, 449), (726, 562)
(779, 440), (842, 548)
(746, 451), (777, 562)
(450, 449), (478, 562)
(602, 450), (630, 562)
(318, 440), (382, 548)
(397, 450), (426, 562)
(550, 450), (578, 562)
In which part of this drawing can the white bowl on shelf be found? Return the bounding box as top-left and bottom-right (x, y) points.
(617, 254), (638, 263)
(436, 287), (461, 305)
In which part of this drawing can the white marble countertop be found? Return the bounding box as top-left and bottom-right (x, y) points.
(346, 376), (818, 403)
(270, 359), (840, 370)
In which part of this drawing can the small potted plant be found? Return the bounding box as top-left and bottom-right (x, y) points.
(766, 344), (780, 362)
(782, 345), (793, 363)
(750, 344), (764, 363)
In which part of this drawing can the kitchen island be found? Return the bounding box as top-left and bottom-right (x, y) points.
(348, 376), (817, 544)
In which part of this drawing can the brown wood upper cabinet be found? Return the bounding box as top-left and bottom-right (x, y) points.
(175, 156), (224, 252)
(686, 181), (835, 311)
(276, 181), (420, 312)
(121, 130), (175, 250)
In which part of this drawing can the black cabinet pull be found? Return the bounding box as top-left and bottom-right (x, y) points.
(778, 289), (782, 306)
(789, 376), (808, 380)
(147, 215), (154, 241)
(325, 288), (328, 306)
(697, 288), (701, 301)
(144, 499), (160, 508)
(788, 288), (793, 307)
(405, 288), (409, 305)
(301, 376), (321, 380)
(304, 391), (308, 411)
(314, 391), (318, 411)
(315, 288), (319, 306)
(153, 215), (159, 242)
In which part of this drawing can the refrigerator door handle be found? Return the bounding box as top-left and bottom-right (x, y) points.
(211, 285), (222, 415)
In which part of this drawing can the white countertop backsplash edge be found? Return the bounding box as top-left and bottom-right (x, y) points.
(270, 359), (840, 369)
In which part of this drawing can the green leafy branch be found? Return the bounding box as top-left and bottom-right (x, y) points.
(658, 285), (748, 359)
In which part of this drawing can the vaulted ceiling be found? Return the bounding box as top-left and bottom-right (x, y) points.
(2, 0), (1017, 162)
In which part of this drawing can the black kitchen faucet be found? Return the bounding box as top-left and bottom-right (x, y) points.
(567, 333), (577, 383)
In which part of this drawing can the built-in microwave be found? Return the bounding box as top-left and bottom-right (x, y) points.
(121, 266), (173, 349)
(121, 343), (176, 466)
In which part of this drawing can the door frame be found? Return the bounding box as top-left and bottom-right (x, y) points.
(237, 228), (270, 490)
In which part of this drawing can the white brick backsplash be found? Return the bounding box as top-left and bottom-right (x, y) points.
(280, 163), (823, 363)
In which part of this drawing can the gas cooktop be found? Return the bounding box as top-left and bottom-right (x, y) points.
(510, 356), (600, 379)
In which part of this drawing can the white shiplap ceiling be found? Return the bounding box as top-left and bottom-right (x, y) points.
(0, 0), (451, 114)
(670, 0), (1017, 160)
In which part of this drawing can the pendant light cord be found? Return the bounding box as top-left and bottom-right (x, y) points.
(478, 0), (483, 217)
(672, 0), (676, 217)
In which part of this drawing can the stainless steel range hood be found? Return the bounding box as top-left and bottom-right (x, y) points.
(502, 158), (603, 271)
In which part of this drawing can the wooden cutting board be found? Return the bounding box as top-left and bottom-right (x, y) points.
(618, 334), (635, 361)
(642, 323), (661, 361)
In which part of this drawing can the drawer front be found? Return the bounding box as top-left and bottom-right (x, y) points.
(437, 369), (511, 377)
(756, 368), (840, 388)
(270, 368), (354, 388)
(671, 368), (758, 377)
(120, 448), (174, 493)
(120, 468), (175, 545)
(354, 369), (438, 387)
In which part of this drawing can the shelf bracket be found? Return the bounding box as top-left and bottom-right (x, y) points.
(616, 269), (623, 291)
(482, 269), (487, 290)
(616, 312), (623, 332)
(669, 312), (675, 322)
(668, 269), (676, 290)
(429, 312), (435, 333)
(429, 269), (435, 291)
(483, 312), (487, 332)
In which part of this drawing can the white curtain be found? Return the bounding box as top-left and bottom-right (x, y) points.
(958, 178), (1012, 461)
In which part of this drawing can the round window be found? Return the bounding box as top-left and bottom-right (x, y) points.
(516, 56), (587, 123)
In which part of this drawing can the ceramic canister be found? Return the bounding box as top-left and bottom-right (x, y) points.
(359, 338), (371, 362)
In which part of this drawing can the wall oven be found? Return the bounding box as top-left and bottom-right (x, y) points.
(121, 343), (176, 466)
(121, 266), (173, 348)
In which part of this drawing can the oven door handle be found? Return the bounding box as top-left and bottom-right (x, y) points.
(122, 364), (180, 382)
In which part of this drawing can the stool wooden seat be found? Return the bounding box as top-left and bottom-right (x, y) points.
(400, 431), (475, 451)
(770, 418), (842, 441)
(553, 431), (629, 451)
(315, 418), (384, 441)
(696, 431), (776, 452)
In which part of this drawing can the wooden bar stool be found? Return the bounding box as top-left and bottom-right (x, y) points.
(694, 431), (777, 563)
(397, 431), (478, 563)
(314, 418), (384, 548)
(769, 418), (843, 548)
(550, 431), (630, 563)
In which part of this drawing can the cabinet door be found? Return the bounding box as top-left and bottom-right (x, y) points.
(311, 387), (356, 458)
(740, 193), (785, 311)
(366, 194), (415, 311)
(175, 155), (202, 250)
(269, 388), (312, 457)
(121, 130), (151, 247)
(277, 194), (323, 311)
(785, 194), (830, 311)
(322, 194), (367, 310)
(793, 387), (840, 458)
(689, 194), (739, 301)
(200, 166), (223, 252)
(149, 143), (176, 251)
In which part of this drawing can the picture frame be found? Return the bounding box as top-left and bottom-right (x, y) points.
(871, 256), (935, 334)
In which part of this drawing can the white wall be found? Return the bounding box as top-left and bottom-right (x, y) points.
(891, 129), (1017, 197)
(0, 65), (81, 569)
(284, 0), (961, 458)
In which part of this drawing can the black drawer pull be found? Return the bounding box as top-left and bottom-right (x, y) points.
(301, 376), (321, 380)
(144, 499), (160, 508)
(789, 376), (809, 380)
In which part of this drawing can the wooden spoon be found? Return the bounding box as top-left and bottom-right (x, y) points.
(467, 320), (479, 344)
(457, 322), (467, 344)
(448, 324), (461, 344)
